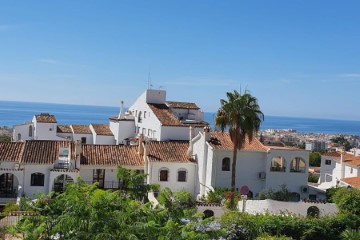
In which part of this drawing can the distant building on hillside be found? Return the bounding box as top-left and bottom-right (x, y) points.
(305, 141), (328, 152)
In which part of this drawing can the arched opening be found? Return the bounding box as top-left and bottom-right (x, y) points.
(290, 157), (306, 173)
(270, 156), (286, 172)
(0, 173), (17, 198)
(222, 157), (230, 171)
(307, 206), (320, 218)
(53, 174), (74, 193)
(17, 133), (21, 141)
(203, 209), (214, 219)
(31, 173), (45, 186)
(247, 190), (253, 199)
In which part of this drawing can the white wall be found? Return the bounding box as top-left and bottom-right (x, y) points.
(93, 135), (116, 145)
(73, 133), (93, 144)
(33, 121), (60, 140)
(23, 164), (53, 197)
(243, 199), (337, 217)
(319, 156), (336, 183)
(12, 123), (33, 141)
(148, 162), (196, 196)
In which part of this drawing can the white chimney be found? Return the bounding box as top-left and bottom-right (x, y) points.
(187, 126), (194, 157)
(118, 100), (125, 119)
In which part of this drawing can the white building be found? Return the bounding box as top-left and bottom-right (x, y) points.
(318, 151), (360, 190)
(189, 130), (310, 200)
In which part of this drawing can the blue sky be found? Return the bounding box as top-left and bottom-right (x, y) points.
(1, 1), (360, 120)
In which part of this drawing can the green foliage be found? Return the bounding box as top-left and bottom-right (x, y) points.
(330, 187), (360, 216)
(258, 185), (297, 202)
(331, 136), (353, 151)
(2, 203), (19, 216)
(309, 152), (321, 167)
(308, 173), (319, 183)
(0, 135), (11, 142)
(341, 229), (360, 240)
(157, 188), (196, 222)
(205, 188), (227, 204)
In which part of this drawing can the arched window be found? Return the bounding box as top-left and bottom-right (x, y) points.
(29, 125), (33, 137)
(159, 168), (169, 182)
(177, 169), (187, 182)
(31, 173), (45, 186)
(222, 157), (230, 171)
(307, 206), (320, 218)
(290, 157), (306, 173)
(17, 133), (21, 141)
(270, 156), (286, 172)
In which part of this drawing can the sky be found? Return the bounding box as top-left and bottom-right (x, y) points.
(1, 1), (360, 120)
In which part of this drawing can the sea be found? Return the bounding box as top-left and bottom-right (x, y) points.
(1, 100), (360, 136)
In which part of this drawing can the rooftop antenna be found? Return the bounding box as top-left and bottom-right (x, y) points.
(147, 71), (152, 89)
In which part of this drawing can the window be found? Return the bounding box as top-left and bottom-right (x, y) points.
(159, 169), (169, 181)
(29, 125), (33, 137)
(93, 169), (105, 188)
(144, 111), (146, 118)
(325, 159), (331, 165)
(81, 137), (86, 144)
(31, 173), (45, 186)
(350, 168), (353, 174)
(270, 156), (286, 172)
(177, 169), (187, 182)
(148, 129), (152, 136)
(222, 157), (230, 171)
(138, 111), (142, 123)
(307, 206), (320, 218)
(17, 133), (21, 141)
(290, 157), (306, 173)
(309, 194), (317, 200)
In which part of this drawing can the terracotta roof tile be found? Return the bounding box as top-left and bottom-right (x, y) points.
(57, 125), (72, 133)
(166, 101), (199, 109)
(341, 177), (360, 189)
(208, 132), (269, 152)
(0, 142), (24, 162)
(91, 124), (114, 136)
(81, 145), (143, 166)
(267, 146), (303, 151)
(35, 114), (57, 123)
(21, 141), (75, 164)
(147, 141), (194, 163)
(148, 103), (208, 127)
(322, 152), (360, 167)
(71, 125), (92, 134)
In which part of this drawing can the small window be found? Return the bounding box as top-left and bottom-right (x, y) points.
(350, 168), (353, 174)
(138, 111), (142, 123)
(309, 194), (317, 200)
(177, 169), (187, 182)
(93, 169), (105, 188)
(325, 159), (331, 165)
(222, 157), (230, 171)
(17, 133), (21, 141)
(29, 125), (33, 137)
(81, 137), (86, 144)
(270, 156), (286, 172)
(144, 111), (146, 118)
(148, 129), (152, 137)
(31, 173), (45, 186)
(159, 169), (169, 181)
(290, 157), (306, 173)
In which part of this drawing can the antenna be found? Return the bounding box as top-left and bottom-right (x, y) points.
(147, 72), (152, 89)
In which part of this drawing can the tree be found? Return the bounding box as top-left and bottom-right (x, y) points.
(215, 89), (264, 209)
(309, 152), (321, 167)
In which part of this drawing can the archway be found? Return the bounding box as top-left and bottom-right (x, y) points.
(53, 174), (74, 193)
(203, 209), (214, 219)
(307, 206), (320, 218)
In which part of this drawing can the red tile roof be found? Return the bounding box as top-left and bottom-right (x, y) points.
(208, 132), (269, 152)
(91, 124), (114, 136)
(35, 114), (57, 123)
(0, 142), (24, 162)
(166, 101), (199, 109)
(148, 103), (208, 127)
(341, 177), (360, 189)
(81, 145), (143, 166)
(322, 152), (360, 167)
(147, 141), (194, 163)
(71, 125), (92, 134)
(57, 125), (72, 133)
(20, 141), (75, 164)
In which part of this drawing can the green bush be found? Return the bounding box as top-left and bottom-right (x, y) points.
(2, 203), (19, 216)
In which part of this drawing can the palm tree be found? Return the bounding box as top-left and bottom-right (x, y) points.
(215, 89), (264, 209)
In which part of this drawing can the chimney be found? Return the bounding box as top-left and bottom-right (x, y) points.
(340, 151), (345, 179)
(118, 100), (125, 119)
(187, 126), (194, 157)
(203, 125), (210, 141)
(138, 134), (144, 155)
(75, 140), (82, 169)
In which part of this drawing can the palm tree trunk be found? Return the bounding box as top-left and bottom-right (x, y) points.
(230, 138), (238, 210)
